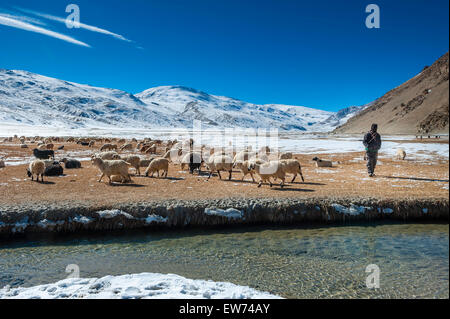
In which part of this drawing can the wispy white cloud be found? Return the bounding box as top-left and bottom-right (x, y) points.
(17, 7), (132, 42)
(0, 13), (90, 47)
(0, 11), (47, 26)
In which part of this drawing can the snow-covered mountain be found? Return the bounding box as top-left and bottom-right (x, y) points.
(0, 69), (361, 133)
(0, 69), (176, 130)
(319, 105), (366, 128)
(136, 86), (337, 131)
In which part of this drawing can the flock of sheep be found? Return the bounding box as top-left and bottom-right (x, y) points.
(1, 135), (309, 188)
(1, 135), (409, 188)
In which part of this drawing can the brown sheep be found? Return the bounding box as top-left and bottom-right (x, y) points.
(144, 158), (169, 178)
(249, 160), (286, 188)
(100, 143), (118, 151)
(91, 157), (132, 184)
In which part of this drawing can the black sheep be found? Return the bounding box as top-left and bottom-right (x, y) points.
(44, 163), (64, 176)
(57, 145), (65, 150)
(33, 148), (55, 160)
(188, 153), (202, 174)
(61, 158), (81, 169)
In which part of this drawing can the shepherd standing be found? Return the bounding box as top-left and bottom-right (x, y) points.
(363, 124), (382, 177)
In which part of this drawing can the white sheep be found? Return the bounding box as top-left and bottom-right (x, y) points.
(206, 155), (233, 180)
(203, 149), (228, 164)
(249, 160), (286, 188)
(233, 150), (256, 163)
(280, 159), (305, 182)
(144, 158), (169, 178)
(396, 148), (406, 160)
(91, 157), (132, 184)
(120, 154), (142, 175)
(162, 149), (182, 162)
(27, 160), (45, 182)
(249, 153), (269, 163)
(93, 151), (121, 160)
(233, 158), (265, 182)
(312, 157), (332, 167)
(170, 142), (183, 150)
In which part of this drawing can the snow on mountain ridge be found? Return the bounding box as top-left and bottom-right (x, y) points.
(0, 69), (174, 129)
(136, 85), (338, 131)
(0, 69), (361, 132)
(320, 105), (366, 128)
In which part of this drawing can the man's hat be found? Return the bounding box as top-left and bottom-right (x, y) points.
(371, 123), (378, 132)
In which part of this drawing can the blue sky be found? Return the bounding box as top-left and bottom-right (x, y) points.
(0, 0), (448, 111)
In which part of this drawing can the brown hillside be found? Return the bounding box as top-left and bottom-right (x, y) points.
(334, 52), (449, 134)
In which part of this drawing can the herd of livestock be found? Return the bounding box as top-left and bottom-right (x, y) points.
(0, 135), (309, 188)
(0, 135), (409, 188)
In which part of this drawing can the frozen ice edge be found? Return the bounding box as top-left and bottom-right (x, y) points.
(204, 207), (244, 220)
(331, 203), (400, 216)
(0, 210), (170, 233)
(331, 203), (372, 215)
(0, 272), (282, 299)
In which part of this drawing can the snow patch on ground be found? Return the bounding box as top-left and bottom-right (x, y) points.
(144, 214), (168, 224)
(71, 215), (94, 224)
(204, 208), (244, 219)
(37, 219), (64, 229)
(314, 169), (337, 174)
(0, 272), (281, 299)
(378, 208), (394, 214)
(331, 204), (372, 215)
(96, 209), (134, 219)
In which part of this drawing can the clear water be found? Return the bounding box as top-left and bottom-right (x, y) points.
(0, 223), (448, 298)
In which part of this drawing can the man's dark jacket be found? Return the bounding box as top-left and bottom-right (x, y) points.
(363, 131), (381, 152)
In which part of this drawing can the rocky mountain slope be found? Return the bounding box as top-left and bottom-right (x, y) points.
(334, 52), (449, 135)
